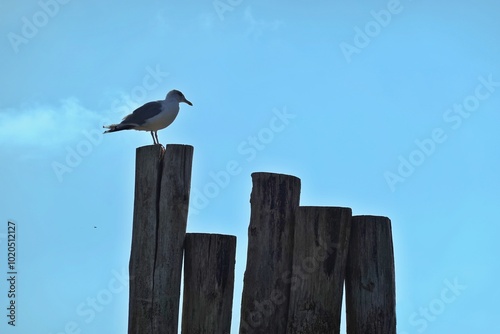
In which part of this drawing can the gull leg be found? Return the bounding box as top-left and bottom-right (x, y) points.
(150, 131), (157, 145)
(154, 131), (160, 145)
(154, 131), (165, 151)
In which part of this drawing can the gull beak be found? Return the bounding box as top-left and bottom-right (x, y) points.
(184, 98), (193, 106)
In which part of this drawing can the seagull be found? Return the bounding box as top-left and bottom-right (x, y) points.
(103, 89), (193, 145)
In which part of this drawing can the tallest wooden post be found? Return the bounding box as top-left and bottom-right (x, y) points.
(239, 172), (301, 334)
(128, 144), (193, 334)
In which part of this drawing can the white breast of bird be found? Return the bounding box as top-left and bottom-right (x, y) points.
(143, 100), (180, 131)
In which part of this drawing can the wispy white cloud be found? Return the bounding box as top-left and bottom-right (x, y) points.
(0, 98), (103, 148)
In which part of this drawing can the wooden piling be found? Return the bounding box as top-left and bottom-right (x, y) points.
(345, 215), (396, 334)
(182, 233), (237, 334)
(239, 172), (301, 334)
(128, 144), (193, 334)
(124, 153), (399, 334)
(287, 206), (352, 334)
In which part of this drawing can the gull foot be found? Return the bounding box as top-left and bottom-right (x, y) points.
(158, 143), (166, 157)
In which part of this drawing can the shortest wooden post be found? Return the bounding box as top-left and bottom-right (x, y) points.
(345, 215), (396, 334)
(181, 233), (237, 334)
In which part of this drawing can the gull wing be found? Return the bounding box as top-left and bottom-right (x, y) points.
(120, 101), (162, 126)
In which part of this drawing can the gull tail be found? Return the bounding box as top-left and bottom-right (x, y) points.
(103, 124), (136, 134)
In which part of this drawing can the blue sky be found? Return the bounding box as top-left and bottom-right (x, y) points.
(1, 0), (499, 333)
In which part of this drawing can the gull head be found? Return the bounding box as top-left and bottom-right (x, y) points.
(167, 89), (193, 106)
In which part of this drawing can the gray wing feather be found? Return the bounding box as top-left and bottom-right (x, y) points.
(120, 101), (162, 126)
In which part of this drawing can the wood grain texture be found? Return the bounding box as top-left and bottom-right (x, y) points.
(128, 144), (193, 334)
(239, 172), (301, 334)
(287, 206), (352, 334)
(182, 233), (237, 334)
(345, 215), (396, 334)
(153, 144), (193, 333)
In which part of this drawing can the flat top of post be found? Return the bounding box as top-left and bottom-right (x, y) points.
(299, 205), (353, 212)
(135, 144), (194, 158)
(136, 143), (194, 150)
(251, 171), (301, 181)
(186, 232), (237, 239)
(352, 215), (391, 221)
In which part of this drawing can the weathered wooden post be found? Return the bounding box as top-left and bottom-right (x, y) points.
(345, 215), (396, 334)
(287, 206), (352, 334)
(128, 144), (193, 334)
(182, 233), (237, 334)
(239, 172), (301, 334)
